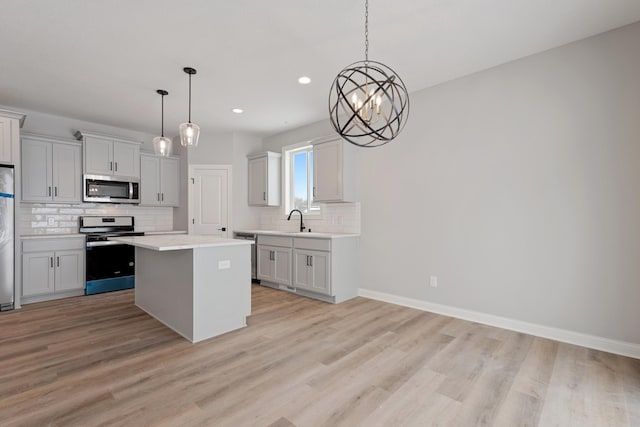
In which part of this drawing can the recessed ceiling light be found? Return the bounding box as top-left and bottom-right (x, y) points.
(232, 108), (243, 114)
(297, 76), (311, 85)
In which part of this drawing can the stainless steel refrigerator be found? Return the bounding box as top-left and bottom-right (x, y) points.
(0, 164), (15, 311)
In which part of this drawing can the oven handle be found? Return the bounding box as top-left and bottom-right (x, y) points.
(86, 240), (130, 248)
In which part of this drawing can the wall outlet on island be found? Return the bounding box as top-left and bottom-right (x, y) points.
(429, 275), (438, 288)
(47, 216), (55, 226)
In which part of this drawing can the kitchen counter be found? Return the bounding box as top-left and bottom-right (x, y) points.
(112, 234), (252, 343)
(142, 230), (188, 236)
(234, 229), (360, 239)
(110, 234), (249, 251)
(21, 233), (84, 239)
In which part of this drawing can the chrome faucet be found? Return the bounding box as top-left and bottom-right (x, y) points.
(287, 209), (305, 232)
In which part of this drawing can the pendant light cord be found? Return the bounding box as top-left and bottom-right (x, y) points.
(364, 0), (369, 63)
(188, 73), (192, 124)
(161, 93), (165, 137)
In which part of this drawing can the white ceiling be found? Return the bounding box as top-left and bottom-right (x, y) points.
(2, 0), (640, 138)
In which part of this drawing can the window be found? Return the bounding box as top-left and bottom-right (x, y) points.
(284, 144), (320, 215)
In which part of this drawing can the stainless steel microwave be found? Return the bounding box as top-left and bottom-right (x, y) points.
(83, 175), (140, 204)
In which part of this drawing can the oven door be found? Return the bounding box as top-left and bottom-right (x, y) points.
(85, 241), (135, 294)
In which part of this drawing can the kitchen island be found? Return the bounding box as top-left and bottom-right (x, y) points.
(110, 234), (253, 343)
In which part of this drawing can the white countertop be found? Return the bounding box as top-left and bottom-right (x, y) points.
(21, 233), (84, 240)
(143, 230), (188, 235)
(110, 234), (254, 251)
(234, 229), (360, 239)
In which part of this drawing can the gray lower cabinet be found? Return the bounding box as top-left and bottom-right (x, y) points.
(293, 248), (331, 296)
(22, 237), (85, 303)
(257, 238), (292, 286)
(257, 234), (358, 303)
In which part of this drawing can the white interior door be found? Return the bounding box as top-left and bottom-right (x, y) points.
(189, 165), (231, 237)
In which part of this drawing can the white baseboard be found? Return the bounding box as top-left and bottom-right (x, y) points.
(358, 288), (640, 360)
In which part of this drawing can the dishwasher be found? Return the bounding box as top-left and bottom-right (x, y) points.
(233, 232), (258, 282)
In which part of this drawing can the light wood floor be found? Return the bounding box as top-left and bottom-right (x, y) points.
(0, 285), (639, 426)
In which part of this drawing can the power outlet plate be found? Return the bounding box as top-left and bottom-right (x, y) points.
(47, 216), (55, 226)
(429, 276), (438, 288)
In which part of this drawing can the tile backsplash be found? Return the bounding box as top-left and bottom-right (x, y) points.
(20, 203), (173, 235)
(257, 202), (360, 234)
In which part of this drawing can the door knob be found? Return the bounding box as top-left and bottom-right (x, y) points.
(218, 227), (227, 231)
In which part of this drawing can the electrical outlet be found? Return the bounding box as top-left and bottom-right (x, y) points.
(218, 260), (231, 270)
(429, 275), (438, 288)
(47, 216), (55, 226)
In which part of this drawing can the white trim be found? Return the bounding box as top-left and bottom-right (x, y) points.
(308, 134), (342, 145)
(0, 108), (26, 126)
(358, 288), (640, 360)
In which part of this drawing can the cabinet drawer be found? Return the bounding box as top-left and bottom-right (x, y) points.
(294, 237), (331, 251)
(257, 235), (292, 248)
(23, 237), (85, 253)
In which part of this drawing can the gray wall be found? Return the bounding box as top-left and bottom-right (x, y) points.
(232, 133), (262, 230)
(266, 22), (640, 344)
(173, 130), (263, 232)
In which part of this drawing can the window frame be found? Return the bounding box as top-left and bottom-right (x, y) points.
(282, 142), (321, 217)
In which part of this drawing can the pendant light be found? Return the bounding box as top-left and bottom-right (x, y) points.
(152, 89), (172, 157)
(179, 67), (200, 147)
(329, 0), (410, 148)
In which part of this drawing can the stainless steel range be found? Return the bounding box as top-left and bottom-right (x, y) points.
(79, 216), (143, 295)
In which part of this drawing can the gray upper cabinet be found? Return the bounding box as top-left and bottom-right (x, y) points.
(21, 133), (82, 203)
(312, 138), (356, 203)
(76, 130), (141, 179)
(140, 153), (179, 207)
(248, 152), (281, 206)
(0, 109), (24, 165)
(0, 116), (13, 164)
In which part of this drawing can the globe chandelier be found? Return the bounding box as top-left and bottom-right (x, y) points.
(329, 0), (410, 148)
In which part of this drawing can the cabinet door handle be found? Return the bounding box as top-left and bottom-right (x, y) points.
(161, 193), (164, 201)
(263, 191), (266, 201)
(109, 161), (113, 171)
(309, 256), (313, 267)
(313, 187), (316, 197)
(54, 187), (58, 197)
(115, 162), (118, 172)
(157, 193), (160, 201)
(56, 256), (60, 267)
(50, 257), (53, 268)
(48, 186), (52, 197)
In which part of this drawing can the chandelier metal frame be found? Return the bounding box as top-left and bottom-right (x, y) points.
(329, 0), (410, 148)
